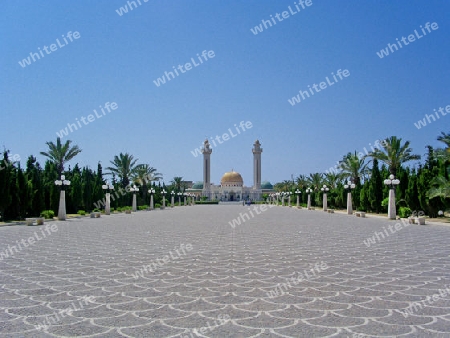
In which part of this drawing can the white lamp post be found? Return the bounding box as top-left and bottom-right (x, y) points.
(161, 189), (167, 209)
(384, 174), (400, 219)
(54, 175), (70, 220)
(177, 192), (182, 206)
(184, 192), (187, 206)
(287, 192), (292, 207)
(321, 185), (329, 211)
(295, 189), (301, 209)
(343, 180), (356, 215)
(276, 192), (280, 205)
(306, 188), (312, 210)
(171, 191), (175, 208)
(148, 188), (155, 210)
(101, 182), (114, 215)
(130, 185), (139, 212)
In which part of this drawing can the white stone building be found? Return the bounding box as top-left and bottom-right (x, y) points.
(187, 139), (274, 201)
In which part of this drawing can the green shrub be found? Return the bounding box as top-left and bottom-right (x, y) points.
(93, 208), (100, 212)
(40, 210), (55, 219)
(77, 210), (86, 216)
(398, 207), (412, 218)
(138, 205), (148, 210)
(155, 203), (161, 208)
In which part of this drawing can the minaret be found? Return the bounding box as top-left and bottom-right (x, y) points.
(252, 140), (262, 190)
(201, 139), (212, 197)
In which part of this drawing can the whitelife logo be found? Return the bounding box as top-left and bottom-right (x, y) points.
(414, 103), (450, 130)
(56, 102), (118, 138)
(18, 31), (81, 68)
(190, 121), (253, 158)
(115, 0), (149, 16)
(0, 224), (58, 261)
(153, 50), (215, 87)
(376, 22), (439, 59)
(250, 0), (313, 35)
(288, 69), (350, 106)
(130, 243), (193, 279)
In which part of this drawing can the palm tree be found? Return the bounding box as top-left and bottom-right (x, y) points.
(307, 173), (323, 190)
(428, 132), (450, 200)
(437, 132), (450, 148)
(40, 137), (82, 174)
(281, 179), (294, 191)
(369, 136), (421, 176)
(133, 165), (163, 186)
(436, 132), (450, 163)
(170, 177), (183, 192)
(427, 176), (450, 200)
(295, 175), (308, 190)
(339, 151), (369, 185)
(274, 180), (293, 192)
(106, 153), (139, 188)
(324, 171), (343, 189)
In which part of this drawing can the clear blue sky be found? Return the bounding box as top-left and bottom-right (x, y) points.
(1, 0), (449, 185)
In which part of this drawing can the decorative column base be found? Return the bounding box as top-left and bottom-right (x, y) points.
(132, 194), (137, 212)
(58, 190), (66, 221)
(388, 189), (396, 220)
(105, 193), (111, 215)
(347, 192), (353, 215)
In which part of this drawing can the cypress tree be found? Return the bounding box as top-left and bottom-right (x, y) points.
(368, 158), (383, 213)
(0, 151), (13, 220)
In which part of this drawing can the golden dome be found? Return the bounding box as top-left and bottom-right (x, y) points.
(221, 170), (243, 185)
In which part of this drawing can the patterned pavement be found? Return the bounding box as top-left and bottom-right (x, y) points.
(1, 205), (450, 337)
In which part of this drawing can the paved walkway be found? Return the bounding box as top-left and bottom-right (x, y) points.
(1, 205), (449, 337)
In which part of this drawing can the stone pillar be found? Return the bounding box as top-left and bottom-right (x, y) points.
(132, 193), (137, 212)
(162, 196), (166, 209)
(201, 139), (212, 199)
(307, 194), (311, 209)
(296, 195), (299, 208)
(171, 195), (174, 208)
(58, 190), (66, 220)
(184, 196), (187, 206)
(105, 193), (111, 215)
(347, 192), (353, 215)
(150, 194), (154, 210)
(388, 189), (396, 220)
(323, 193), (327, 212)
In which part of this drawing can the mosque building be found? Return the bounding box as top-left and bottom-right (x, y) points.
(187, 139), (274, 201)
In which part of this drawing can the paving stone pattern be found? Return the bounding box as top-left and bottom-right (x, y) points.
(1, 205), (450, 337)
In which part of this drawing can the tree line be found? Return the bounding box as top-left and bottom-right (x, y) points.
(1, 133), (448, 220)
(0, 138), (188, 221)
(272, 134), (450, 217)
